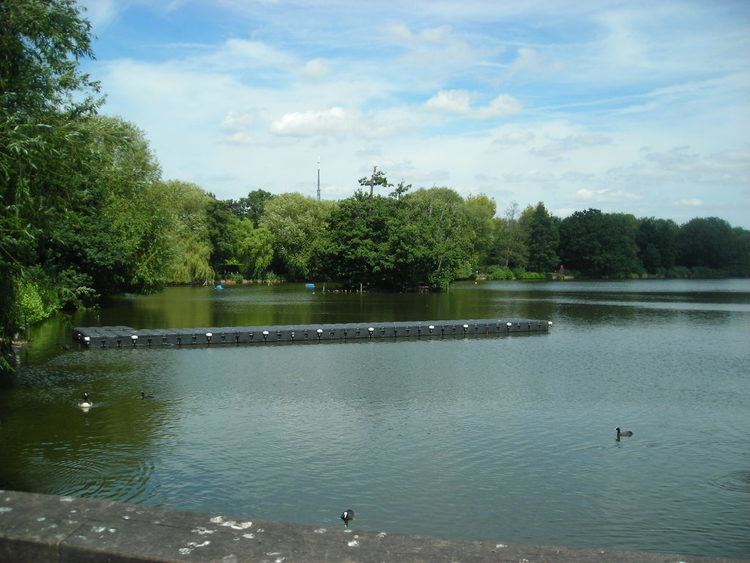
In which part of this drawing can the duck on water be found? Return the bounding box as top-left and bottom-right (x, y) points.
(79, 393), (92, 410)
(616, 427), (633, 441)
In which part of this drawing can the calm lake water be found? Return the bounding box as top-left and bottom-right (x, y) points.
(2, 280), (749, 558)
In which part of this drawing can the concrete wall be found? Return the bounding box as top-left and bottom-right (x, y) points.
(0, 489), (734, 562)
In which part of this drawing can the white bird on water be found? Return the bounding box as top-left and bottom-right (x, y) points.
(79, 392), (92, 410)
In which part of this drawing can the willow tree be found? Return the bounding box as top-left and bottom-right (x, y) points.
(259, 193), (336, 280)
(158, 180), (214, 283)
(0, 0), (100, 375)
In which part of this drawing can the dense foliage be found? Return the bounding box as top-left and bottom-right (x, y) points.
(1, 0), (749, 378)
(1, 0), (101, 373)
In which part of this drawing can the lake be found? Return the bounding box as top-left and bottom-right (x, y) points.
(1, 280), (749, 558)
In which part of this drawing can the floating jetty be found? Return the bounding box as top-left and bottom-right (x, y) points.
(73, 319), (552, 349)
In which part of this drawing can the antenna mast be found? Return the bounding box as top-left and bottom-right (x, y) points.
(316, 157), (321, 201)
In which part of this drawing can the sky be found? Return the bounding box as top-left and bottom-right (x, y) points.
(78, 0), (750, 227)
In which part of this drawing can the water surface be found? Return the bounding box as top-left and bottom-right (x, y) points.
(1, 280), (749, 558)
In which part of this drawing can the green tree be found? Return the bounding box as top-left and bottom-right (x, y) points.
(491, 202), (528, 268)
(1, 0), (100, 375)
(389, 180), (412, 200)
(229, 189), (274, 227)
(316, 187), (474, 290)
(259, 193), (335, 280)
(519, 202), (559, 272)
(731, 227), (750, 277)
(358, 166), (392, 198)
(207, 198), (240, 276)
(559, 209), (640, 277)
(464, 194), (497, 268)
(232, 219), (274, 278)
(158, 180), (214, 283)
(391, 188), (473, 288)
(312, 192), (397, 289)
(676, 217), (737, 271)
(636, 217), (678, 273)
(45, 116), (168, 294)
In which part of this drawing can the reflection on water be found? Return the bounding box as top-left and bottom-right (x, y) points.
(1, 279), (749, 558)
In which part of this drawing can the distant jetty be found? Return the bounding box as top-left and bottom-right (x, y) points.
(73, 319), (552, 349)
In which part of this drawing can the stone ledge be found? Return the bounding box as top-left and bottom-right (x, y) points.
(0, 489), (741, 562)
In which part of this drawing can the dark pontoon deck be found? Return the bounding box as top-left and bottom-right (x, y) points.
(73, 318), (552, 349)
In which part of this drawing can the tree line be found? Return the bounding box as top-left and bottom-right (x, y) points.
(1, 1), (749, 376)
(215, 186), (750, 285)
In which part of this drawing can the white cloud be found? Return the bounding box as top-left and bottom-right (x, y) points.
(425, 90), (521, 118)
(575, 188), (642, 202)
(531, 133), (612, 158)
(425, 90), (473, 114)
(223, 131), (254, 145)
(270, 107), (355, 137)
(508, 47), (564, 76)
(88, 1), (750, 227)
(211, 38), (296, 71)
(491, 127), (535, 146)
(385, 23), (452, 44)
(677, 198), (704, 207)
(384, 22), (499, 88)
(222, 111), (257, 131)
(221, 111), (261, 144)
(607, 146), (750, 185)
(303, 58), (330, 79)
(477, 94), (523, 118)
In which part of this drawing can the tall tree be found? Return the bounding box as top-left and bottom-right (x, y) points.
(46, 116), (167, 294)
(492, 202), (528, 268)
(677, 217), (737, 270)
(559, 209), (640, 277)
(391, 188), (473, 288)
(519, 202), (559, 272)
(233, 221), (274, 279)
(1, 0), (100, 375)
(158, 180), (214, 283)
(636, 217), (678, 273)
(206, 198), (240, 276)
(313, 192), (397, 289)
(228, 189), (274, 227)
(464, 194), (497, 268)
(389, 180), (412, 200)
(358, 166), (392, 198)
(259, 193), (335, 280)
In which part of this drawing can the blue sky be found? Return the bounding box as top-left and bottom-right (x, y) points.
(79, 0), (750, 227)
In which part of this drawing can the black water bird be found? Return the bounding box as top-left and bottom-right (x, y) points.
(340, 509), (355, 528)
(141, 392), (154, 399)
(616, 427), (633, 440)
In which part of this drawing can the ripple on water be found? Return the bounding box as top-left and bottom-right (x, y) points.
(708, 470), (750, 494)
(54, 452), (155, 501)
